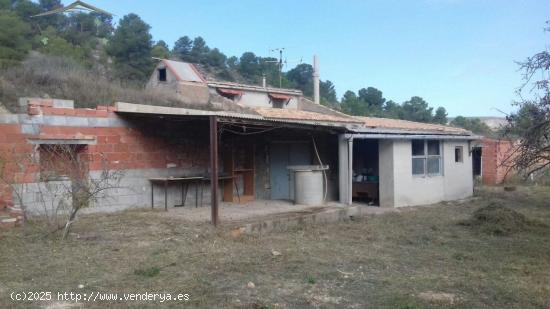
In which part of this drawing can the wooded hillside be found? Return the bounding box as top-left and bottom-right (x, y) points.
(0, 0), (492, 131)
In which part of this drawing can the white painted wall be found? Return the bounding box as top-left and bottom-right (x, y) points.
(378, 139), (473, 207)
(443, 141), (474, 201)
(219, 90), (298, 109)
(338, 135), (352, 204)
(378, 140), (395, 207)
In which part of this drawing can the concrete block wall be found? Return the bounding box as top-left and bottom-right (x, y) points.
(86, 167), (219, 213)
(0, 98), (211, 220)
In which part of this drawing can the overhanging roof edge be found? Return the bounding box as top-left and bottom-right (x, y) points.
(346, 133), (482, 140)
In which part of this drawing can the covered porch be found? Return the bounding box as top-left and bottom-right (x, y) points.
(114, 102), (348, 225)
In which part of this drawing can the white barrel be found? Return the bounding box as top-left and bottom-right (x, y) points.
(288, 165), (328, 206)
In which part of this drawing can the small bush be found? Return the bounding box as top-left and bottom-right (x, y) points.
(460, 202), (535, 236)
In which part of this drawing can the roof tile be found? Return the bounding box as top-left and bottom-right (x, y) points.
(355, 116), (469, 133)
(254, 108), (361, 123)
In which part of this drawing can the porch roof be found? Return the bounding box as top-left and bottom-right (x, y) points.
(113, 102), (479, 138)
(114, 102), (351, 130)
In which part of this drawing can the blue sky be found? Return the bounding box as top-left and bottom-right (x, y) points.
(69, 0), (549, 117)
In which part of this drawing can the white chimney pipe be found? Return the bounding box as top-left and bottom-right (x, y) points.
(313, 55), (320, 104)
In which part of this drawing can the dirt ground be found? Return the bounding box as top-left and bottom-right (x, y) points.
(1, 186), (549, 308)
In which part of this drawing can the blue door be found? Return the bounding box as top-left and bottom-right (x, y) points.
(270, 142), (311, 200)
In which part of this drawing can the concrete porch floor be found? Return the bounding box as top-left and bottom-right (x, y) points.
(159, 199), (397, 224)
(159, 199), (350, 223)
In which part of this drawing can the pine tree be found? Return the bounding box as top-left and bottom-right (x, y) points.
(106, 13), (153, 82)
(0, 10), (31, 68)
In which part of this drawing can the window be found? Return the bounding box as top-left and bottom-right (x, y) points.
(268, 93), (291, 109)
(158, 68), (167, 82)
(412, 140), (442, 176)
(272, 100), (285, 109)
(39, 144), (83, 181)
(455, 146), (463, 163)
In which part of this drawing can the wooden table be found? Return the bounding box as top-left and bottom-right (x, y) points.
(149, 176), (204, 211)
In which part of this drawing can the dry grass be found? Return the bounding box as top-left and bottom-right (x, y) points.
(0, 53), (219, 112)
(459, 201), (545, 236)
(1, 187), (550, 308)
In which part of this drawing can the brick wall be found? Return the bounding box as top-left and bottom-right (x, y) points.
(0, 98), (211, 227)
(481, 138), (516, 185)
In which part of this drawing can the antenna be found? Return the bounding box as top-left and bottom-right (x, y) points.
(269, 47), (285, 88)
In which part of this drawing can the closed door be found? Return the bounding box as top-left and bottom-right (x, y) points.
(270, 142), (311, 200)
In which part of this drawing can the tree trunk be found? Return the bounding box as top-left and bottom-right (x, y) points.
(62, 207), (78, 240)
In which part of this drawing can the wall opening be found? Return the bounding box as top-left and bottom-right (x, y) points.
(271, 99), (285, 109)
(472, 146), (482, 177)
(158, 68), (167, 82)
(352, 139), (379, 206)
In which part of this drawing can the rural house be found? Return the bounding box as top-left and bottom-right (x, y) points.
(0, 59), (480, 228)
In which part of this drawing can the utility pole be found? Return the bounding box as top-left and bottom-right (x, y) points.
(269, 47), (285, 88)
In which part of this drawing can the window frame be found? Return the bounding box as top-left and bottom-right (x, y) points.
(454, 146), (464, 163)
(411, 140), (443, 177)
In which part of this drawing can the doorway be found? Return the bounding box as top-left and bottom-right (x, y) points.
(352, 139), (379, 205)
(270, 142), (311, 200)
(472, 146), (482, 177)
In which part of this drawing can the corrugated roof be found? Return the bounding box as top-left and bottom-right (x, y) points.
(115, 102), (354, 128)
(255, 107), (362, 123)
(355, 116), (469, 134)
(162, 60), (205, 83)
(114, 103), (474, 135)
(207, 81), (302, 95)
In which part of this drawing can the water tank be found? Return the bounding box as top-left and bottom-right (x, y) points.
(287, 165), (329, 205)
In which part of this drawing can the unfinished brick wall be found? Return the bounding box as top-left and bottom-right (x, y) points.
(0, 98), (211, 227)
(0, 123), (35, 228)
(481, 138), (516, 185)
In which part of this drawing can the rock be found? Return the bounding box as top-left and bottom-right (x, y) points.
(230, 227), (245, 239)
(271, 250), (282, 256)
(0, 218), (17, 229)
(78, 284), (84, 289)
(247, 282), (255, 289)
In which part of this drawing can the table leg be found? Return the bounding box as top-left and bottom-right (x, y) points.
(175, 182), (188, 207)
(151, 182), (154, 209)
(200, 181), (204, 207)
(234, 179), (241, 203)
(164, 180), (168, 212)
(181, 182), (185, 207)
(183, 183), (189, 206)
(195, 182), (199, 208)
